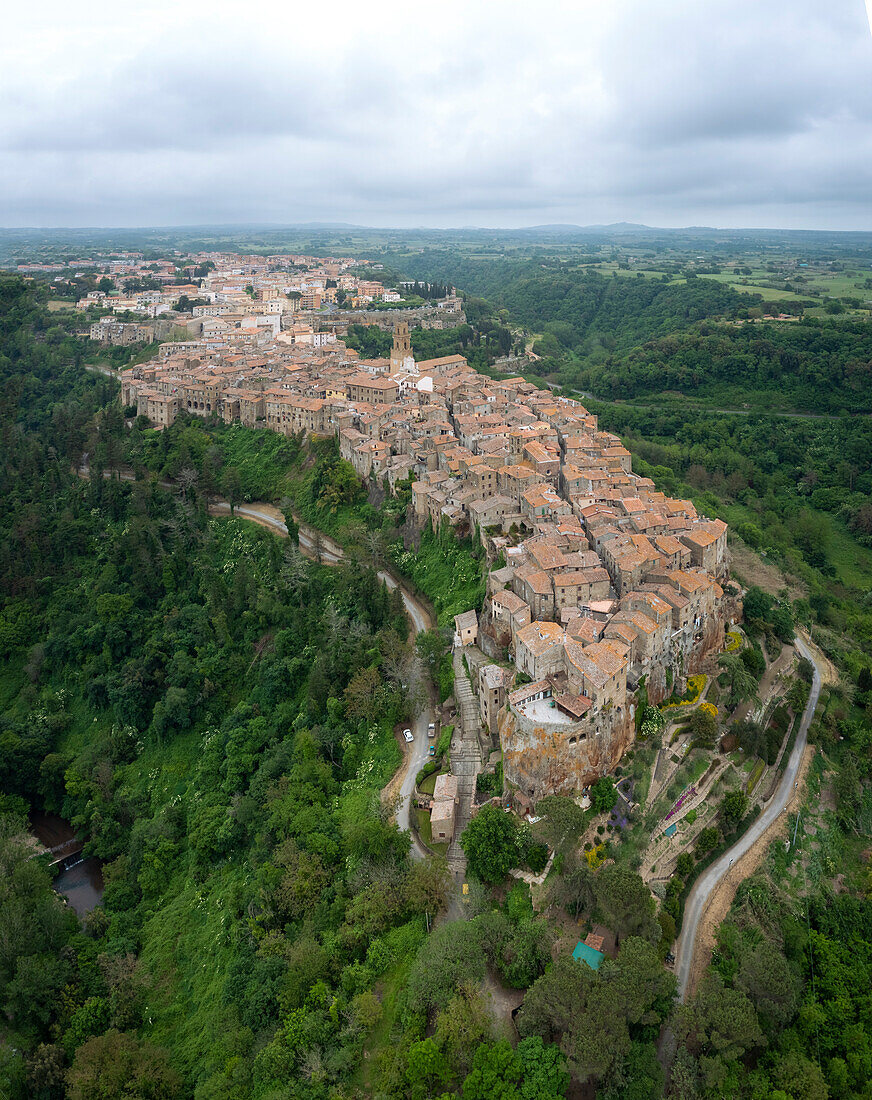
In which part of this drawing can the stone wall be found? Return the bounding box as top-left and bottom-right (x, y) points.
(477, 620), (508, 662)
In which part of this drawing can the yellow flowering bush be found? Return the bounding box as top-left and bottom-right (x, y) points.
(585, 844), (605, 870)
(686, 674), (707, 699)
(725, 630), (742, 653)
(700, 700), (718, 720)
(663, 674), (707, 711)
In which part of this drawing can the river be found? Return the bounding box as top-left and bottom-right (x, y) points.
(29, 811), (105, 917)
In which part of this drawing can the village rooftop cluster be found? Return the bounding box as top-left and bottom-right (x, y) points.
(117, 266), (732, 800)
(20, 248), (463, 347)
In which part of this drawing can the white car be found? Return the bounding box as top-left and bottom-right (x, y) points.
(403, 728), (414, 743)
(428, 723), (436, 738)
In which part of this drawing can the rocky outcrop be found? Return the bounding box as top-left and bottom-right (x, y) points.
(478, 616), (510, 662)
(646, 665), (670, 707)
(499, 702), (635, 800)
(686, 608), (731, 677)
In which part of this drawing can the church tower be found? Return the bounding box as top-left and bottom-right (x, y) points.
(391, 320), (414, 373)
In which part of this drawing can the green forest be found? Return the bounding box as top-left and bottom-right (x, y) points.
(387, 253), (872, 413)
(390, 258), (764, 345)
(2, 247), (872, 1100)
(576, 320), (872, 413)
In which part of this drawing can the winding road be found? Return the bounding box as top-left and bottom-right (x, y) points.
(673, 635), (822, 1000)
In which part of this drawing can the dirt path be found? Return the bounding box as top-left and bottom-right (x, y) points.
(732, 642), (795, 726)
(483, 971), (524, 1039)
(683, 743), (815, 999)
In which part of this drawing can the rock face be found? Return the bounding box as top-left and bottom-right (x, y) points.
(499, 702), (635, 800)
(646, 665), (670, 707)
(687, 603), (733, 676)
(478, 620), (509, 662)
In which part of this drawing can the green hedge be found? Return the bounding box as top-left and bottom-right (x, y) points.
(436, 724), (453, 756)
(438, 655), (454, 703)
(416, 759), (443, 787)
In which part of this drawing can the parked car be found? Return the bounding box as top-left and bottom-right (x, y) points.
(428, 745), (436, 756)
(403, 728), (413, 743)
(427, 723), (436, 738)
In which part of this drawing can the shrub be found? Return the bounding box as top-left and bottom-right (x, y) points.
(585, 844), (605, 869)
(662, 675), (707, 712)
(416, 759), (443, 787)
(525, 842), (549, 875)
(696, 827), (720, 858)
(741, 646), (766, 677)
(640, 705), (666, 740)
(658, 910), (677, 951)
(676, 852), (694, 877)
(589, 776), (617, 814)
(436, 725), (453, 757)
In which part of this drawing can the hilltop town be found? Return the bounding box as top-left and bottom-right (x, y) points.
(4, 2), (871, 1089)
(4, 229), (863, 1100)
(115, 251), (734, 805)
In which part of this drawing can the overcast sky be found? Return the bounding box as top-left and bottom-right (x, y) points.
(2, 0), (871, 230)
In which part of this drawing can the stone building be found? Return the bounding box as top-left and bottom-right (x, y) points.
(479, 664), (511, 738)
(430, 773), (458, 841)
(454, 610), (479, 647)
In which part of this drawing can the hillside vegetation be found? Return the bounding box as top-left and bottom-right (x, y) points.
(389, 253), (872, 413)
(576, 319), (872, 413)
(2, 251), (872, 1100)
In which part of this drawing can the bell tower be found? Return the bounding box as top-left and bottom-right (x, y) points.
(391, 320), (413, 372)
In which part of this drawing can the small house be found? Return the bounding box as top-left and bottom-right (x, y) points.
(454, 610), (479, 647)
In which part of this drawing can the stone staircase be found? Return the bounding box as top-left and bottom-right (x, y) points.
(447, 648), (484, 879)
(453, 649), (480, 739)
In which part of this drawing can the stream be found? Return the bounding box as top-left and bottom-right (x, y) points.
(29, 811), (105, 917)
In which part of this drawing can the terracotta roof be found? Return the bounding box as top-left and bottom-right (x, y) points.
(516, 621), (563, 655)
(492, 589), (528, 614)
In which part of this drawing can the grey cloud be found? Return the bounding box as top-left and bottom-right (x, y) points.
(1, 0), (871, 228)
(596, 0), (872, 147)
